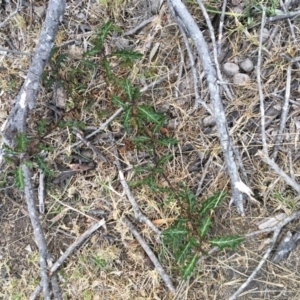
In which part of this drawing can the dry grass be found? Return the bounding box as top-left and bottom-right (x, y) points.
(1, 0), (300, 299)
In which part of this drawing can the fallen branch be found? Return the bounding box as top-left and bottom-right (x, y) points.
(30, 219), (105, 299)
(22, 164), (51, 300)
(123, 216), (175, 294)
(0, 0), (66, 164)
(168, 0), (244, 215)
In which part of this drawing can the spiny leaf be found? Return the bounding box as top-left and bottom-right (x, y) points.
(122, 107), (132, 132)
(181, 253), (198, 280)
(209, 235), (244, 250)
(121, 80), (134, 101)
(180, 188), (196, 212)
(111, 49), (143, 61)
(111, 94), (127, 109)
(15, 133), (28, 152)
(15, 166), (25, 189)
(133, 136), (150, 145)
(111, 49), (143, 66)
(198, 191), (226, 217)
(85, 21), (120, 56)
(102, 58), (115, 82)
(156, 137), (178, 146)
(137, 105), (165, 125)
(176, 237), (198, 264)
(35, 155), (54, 177)
(157, 153), (173, 166)
(198, 216), (212, 237)
(132, 87), (141, 101)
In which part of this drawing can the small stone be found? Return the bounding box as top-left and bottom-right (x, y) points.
(240, 58), (254, 73)
(260, 28), (270, 43)
(223, 62), (239, 77)
(34, 6), (46, 18)
(233, 73), (251, 85)
(68, 45), (83, 60)
(203, 116), (216, 127)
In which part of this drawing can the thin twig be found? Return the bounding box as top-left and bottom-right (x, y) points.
(217, 0), (227, 56)
(272, 64), (292, 160)
(0, 0), (22, 28)
(73, 127), (107, 162)
(111, 138), (161, 235)
(0, 47), (32, 56)
(259, 151), (300, 193)
(38, 170), (45, 214)
(123, 216), (175, 294)
(280, 0), (296, 42)
(123, 16), (156, 36)
(57, 107), (123, 156)
(174, 14), (212, 113)
(140, 67), (177, 92)
(257, 8), (268, 156)
(196, 0), (233, 100)
(22, 165), (50, 300)
(196, 156), (212, 196)
(30, 220), (105, 299)
(266, 10), (300, 22)
(229, 210), (300, 300)
(288, 150), (295, 180)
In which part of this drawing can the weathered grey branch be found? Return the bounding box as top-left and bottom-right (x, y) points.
(272, 64), (291, 160)
(123, 216), (175, 294)
(31, 220), (105, 298)
(0, 0), (66, 151)
(168, 0), (244, 215)
(22, 164), (51, 300)
(111, 136), (161, 235)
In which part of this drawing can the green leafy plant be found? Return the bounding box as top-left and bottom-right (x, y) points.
(162, 191), (244, 279)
